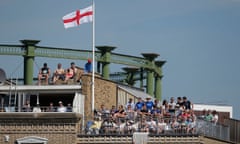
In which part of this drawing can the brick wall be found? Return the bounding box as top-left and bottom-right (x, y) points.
(0, 113), (81, 144)
(81, 74), (117, 120)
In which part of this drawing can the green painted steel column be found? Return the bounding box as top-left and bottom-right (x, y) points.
(21, 40), (40, 85)
(147, 70), (154, 96)
(142, 53), (159, 97)
(96, 46), (116, 79)
(102, 62), (110, 79)
(155, 61), (166, 101)
(155, 76), (161, 100)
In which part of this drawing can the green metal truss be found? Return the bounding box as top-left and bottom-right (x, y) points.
(0, 40), (165, 100)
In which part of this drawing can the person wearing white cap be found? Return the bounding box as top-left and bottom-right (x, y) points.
(57, 101), (66, 112)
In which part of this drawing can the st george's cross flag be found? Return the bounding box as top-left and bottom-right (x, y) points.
(62, 5), (93, 29)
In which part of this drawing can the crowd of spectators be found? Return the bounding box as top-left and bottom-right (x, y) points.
(87, 96), (193, 134)
(32, 62), (220, 135)
(199, 109), (219, 125)
(86, 96), (219, 135)
(21, 100), (72, 112)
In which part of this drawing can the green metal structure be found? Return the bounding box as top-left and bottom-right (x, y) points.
(0, 40), (166, 100)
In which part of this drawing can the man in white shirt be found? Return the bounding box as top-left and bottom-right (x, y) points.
(146, 117), (157, 133)
(57, 101), (66, 112)
(33, 104), (41, 112)
(125, 98), (135, 110)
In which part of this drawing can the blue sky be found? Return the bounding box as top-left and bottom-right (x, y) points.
(0, 0), (240, 119)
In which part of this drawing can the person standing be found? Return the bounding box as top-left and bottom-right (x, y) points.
(66, 103), (72, 112)
(145, 97), (154, 112)
(22, 100), (31, 112)
(46, 102), (56, 112)
(84, 58), (92, 73)
(57, 101), (66, 112)
(182, 96), (193, 110)
(135, 97), (144, 111)
(125, 98), (135, 110)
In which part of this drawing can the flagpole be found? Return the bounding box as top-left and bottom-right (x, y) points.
(92, 0), (95, 114)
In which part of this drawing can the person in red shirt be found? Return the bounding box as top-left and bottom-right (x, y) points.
(65, 62), (77, 83)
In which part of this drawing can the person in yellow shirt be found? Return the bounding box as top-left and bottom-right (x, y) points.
(89, 117), (102, 134)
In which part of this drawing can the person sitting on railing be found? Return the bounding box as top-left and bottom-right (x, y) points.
(38, 63), (51, 85)
(53, 63), (65, 84)
(64, 62), (77, 83)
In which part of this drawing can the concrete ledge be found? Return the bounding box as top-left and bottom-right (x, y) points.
(0, 112), (82, 119)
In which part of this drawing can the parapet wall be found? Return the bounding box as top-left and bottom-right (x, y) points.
(0, 113), (81, 144)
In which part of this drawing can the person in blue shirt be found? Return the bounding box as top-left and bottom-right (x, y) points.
(135, 97), (144, 111)
(84, 58), (92, 73)
(150, 106), (161, 116)
(145, 97), (154, 112)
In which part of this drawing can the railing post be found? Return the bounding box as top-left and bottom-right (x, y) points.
(20, 40), (40, 85)
(96, 46), (116, 79)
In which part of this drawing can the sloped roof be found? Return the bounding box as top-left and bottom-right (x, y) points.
(118, 85), (154, 100)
